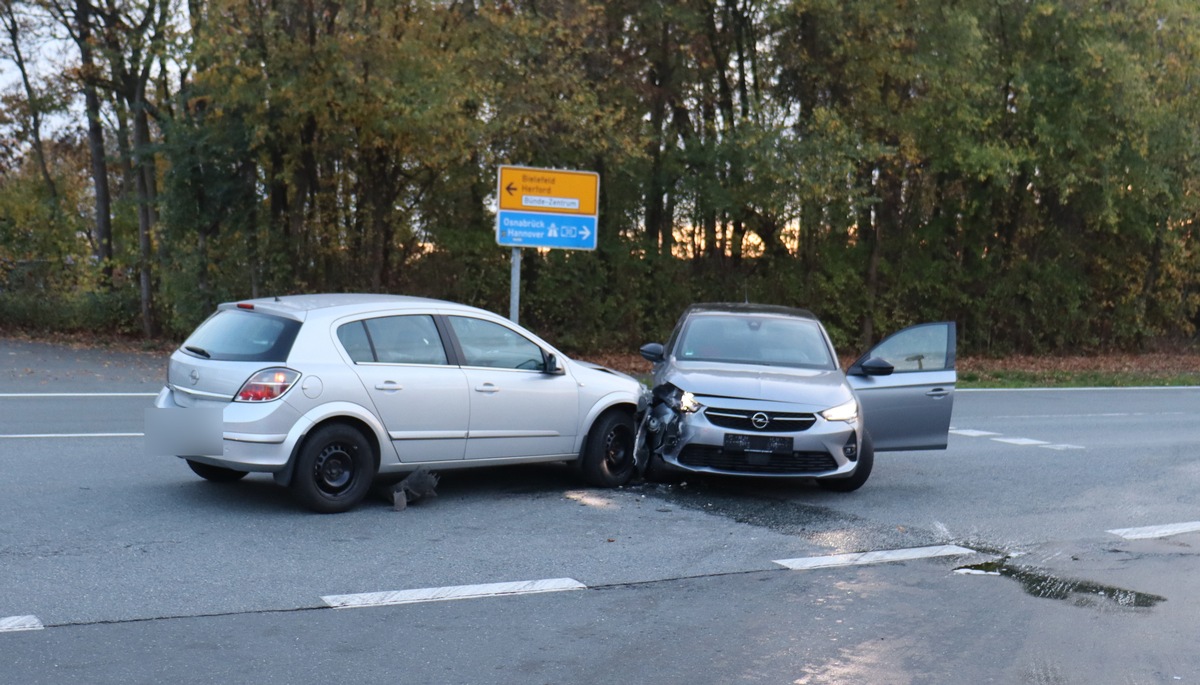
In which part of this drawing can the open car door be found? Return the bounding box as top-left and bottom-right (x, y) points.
(846, 322), (956, 451)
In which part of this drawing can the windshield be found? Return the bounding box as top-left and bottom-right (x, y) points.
(672, 313), (835, 369)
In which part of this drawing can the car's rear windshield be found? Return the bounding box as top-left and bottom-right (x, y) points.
(673, 313), (836, 369)
(181, 309), (302, 362)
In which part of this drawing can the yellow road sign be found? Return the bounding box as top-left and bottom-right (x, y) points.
(498, 165), (599, 216)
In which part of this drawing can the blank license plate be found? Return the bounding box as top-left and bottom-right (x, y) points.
(723, 434), (793, 455)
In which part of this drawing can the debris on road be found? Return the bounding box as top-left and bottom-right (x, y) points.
(391, 469), (439, 511)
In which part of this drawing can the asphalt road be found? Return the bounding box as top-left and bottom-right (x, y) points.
(2, 338), (1199, 684)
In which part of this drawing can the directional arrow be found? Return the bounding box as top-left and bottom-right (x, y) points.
(505, 182), (517, 196)
(580, 227), (591, 240)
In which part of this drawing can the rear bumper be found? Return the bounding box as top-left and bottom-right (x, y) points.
(151, 386), (305, 472)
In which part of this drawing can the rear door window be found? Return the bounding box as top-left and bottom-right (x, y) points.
(338, 315), (449, 365)
(182, 310), (301, 362)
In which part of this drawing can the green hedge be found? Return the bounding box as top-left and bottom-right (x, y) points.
(0, 290), (141, 335)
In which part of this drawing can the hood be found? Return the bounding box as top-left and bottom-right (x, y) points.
(573, 359), (633, 380)
(661, 362), (852, 411)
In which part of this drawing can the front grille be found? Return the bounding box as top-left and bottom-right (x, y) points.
(678, 445), (837, 474)
(704, 408), (816, 432)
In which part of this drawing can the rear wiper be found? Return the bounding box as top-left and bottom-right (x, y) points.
(184, 345), (211, 359)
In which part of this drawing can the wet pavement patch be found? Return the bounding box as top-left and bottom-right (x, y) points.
(954, 559), (1166, 609)
(630, 480), (947, 550)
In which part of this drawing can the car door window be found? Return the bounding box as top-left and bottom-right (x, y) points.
(336, 321), (375, 363)
(867, 323), (953, 372)
(448, 316), (545, 371)
(340, 315), (448, 365)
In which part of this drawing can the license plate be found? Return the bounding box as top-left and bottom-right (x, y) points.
(144, 407), (224, 457)
(723, 434), (793, 455)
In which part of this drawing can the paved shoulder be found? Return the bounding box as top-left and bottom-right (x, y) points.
(0, 337), (168, 393)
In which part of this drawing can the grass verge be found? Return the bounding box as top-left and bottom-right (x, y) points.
(586, 352), (1200, 389)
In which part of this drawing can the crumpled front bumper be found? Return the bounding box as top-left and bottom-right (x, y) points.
(645, 398), (860, 478)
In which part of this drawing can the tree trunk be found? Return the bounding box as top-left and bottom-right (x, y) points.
(76, 0), (114, 287)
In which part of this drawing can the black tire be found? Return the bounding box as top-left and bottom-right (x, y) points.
(581, 411), (636, 488)
(289, 424), (376, 513)
(818, 431), (874, 493)
(186, 459), (248, 483)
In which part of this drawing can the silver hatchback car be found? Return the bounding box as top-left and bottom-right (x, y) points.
(639, 304), (956, 491)
(148, 294), (645, 512)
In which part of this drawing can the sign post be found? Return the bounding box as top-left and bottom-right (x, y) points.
(496, 165), (599, 322)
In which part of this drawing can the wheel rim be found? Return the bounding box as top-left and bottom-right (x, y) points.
(604, 424), (633, 472)
(313, 442), (356, 496)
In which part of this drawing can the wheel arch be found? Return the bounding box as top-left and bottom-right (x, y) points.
(274, 407), (384, 487)
(576, 400), (638, 458)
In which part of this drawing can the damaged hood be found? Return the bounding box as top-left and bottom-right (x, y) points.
(660, 362), (852, 411)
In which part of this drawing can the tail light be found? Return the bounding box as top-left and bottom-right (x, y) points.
(236, 368), (300, 402)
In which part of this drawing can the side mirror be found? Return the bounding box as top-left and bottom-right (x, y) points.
(639, 342), (665, 363)
(856, 357), (895, 377)
(544, 353), (564, 375)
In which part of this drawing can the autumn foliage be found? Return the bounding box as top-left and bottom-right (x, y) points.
(0, 0), (1197, 356)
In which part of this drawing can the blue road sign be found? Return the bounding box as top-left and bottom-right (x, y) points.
(497, 210), (597, 251)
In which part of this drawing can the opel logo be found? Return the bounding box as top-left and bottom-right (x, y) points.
(751, 412), (770, 429)
(189, 370), (200, 385)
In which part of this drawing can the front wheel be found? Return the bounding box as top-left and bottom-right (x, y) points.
(187, 459), (248, 482)
(580, 411), (636, 488)
(290, 424), (376, 513)
(818, 431), (874, 493)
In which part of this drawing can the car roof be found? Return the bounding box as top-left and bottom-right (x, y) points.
(681, 302), (818, 320)
(218, 293), (482, 320)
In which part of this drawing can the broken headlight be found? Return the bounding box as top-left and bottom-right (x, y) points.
(655, 384), (704, 414)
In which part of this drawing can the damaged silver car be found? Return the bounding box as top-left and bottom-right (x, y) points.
(638, 304), (956, 491)
(148, 294), (646, 513)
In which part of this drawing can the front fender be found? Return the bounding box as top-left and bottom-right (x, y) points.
(573, 389), (645, 455)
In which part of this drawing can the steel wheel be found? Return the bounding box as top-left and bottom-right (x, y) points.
(581, 411), (636, 487)
(290, 424), (376, 513)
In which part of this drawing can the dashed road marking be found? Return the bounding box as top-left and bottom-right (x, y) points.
(774, 545), (977, 571)
(1107, 521), (1200, 540)
(0, 616), (43, 633)
(992, 437), (1049, 446)
(953, 427), (1085, 451)
(322, 578), (587, 609)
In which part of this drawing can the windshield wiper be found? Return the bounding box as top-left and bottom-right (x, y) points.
(184, 345), (211, 359)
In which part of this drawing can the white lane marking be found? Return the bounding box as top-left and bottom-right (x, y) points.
(0, 433), (143, 439)
(955, 428), (1086, 450)
(322, 578), (587, 609)
(774, 545), (976, 571)
(0, 615), (43, 633)
(0, 393), (157, 398)
(991, 437), (1049, 446)
(950, 429), (1000, 437)
(1108, 521), (1200, 540)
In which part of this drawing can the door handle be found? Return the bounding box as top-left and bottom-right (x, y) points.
(926, 388), (951, 398)
(374, 382), (403, 392)
(475, 383), (500, 394)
